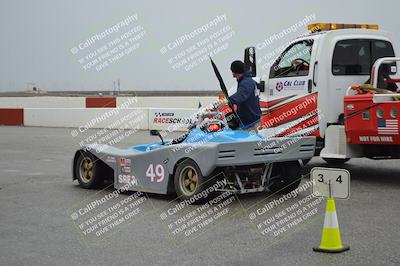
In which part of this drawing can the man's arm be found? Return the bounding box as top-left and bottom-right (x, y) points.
(229, 82), (252, 104)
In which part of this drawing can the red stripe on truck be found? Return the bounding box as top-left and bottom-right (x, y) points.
(85, 97), (116, 108)
(261, 92), (318, 128)
(0, 108), (24, 125)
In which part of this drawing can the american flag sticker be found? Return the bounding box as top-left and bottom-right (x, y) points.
(378, 119), (399, 135)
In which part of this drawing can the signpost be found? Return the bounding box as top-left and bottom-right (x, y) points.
(311, 167), (350, 253)
(311, 167), (350, 199)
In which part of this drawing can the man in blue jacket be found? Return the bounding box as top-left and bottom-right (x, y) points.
(228, 60), (261, 131)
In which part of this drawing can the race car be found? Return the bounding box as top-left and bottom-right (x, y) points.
(72, 60), (316, 201)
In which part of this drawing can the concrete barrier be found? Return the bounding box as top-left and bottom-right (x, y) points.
(0, 96), (217, 109)
(0, 108), (24, 125)
(117, 96), (215, 108)
(0, 96), (213, 131)
(0, 97), (86, 108)
(24, 108), (149, 130)
(86, 97), (116, 108)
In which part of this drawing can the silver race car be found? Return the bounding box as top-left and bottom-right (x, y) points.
(72, 59), (316, 201)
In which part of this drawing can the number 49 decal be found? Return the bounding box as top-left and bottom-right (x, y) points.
(146, 164), (165, 183)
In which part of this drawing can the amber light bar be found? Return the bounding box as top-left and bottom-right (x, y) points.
(308, 23), (379, 32)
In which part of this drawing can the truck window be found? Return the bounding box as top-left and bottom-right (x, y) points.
(269, 40), (313, 79)
(332, 39), (395, 75)
(372, 40), (395, 64)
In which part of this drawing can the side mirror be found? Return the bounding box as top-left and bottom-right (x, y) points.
(244, 47), (257, 77)
(257, 80), (265, 92)
(150, 129), (159, 136)
(150, 129), (164, 144)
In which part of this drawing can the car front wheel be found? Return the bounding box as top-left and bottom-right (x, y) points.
(75, 151), (105, 189)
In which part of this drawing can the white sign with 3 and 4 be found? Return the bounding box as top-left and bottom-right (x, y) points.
(311, 167), (350, 199)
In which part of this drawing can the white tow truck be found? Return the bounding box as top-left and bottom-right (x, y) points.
(244, 23), (400, 164)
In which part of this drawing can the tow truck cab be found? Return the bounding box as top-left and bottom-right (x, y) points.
(254, 23), (400, 161)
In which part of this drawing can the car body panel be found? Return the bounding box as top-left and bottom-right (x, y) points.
(74, 128), (315, 195)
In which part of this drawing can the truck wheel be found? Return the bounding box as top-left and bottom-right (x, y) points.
(268, 162), (302, 194)
(75, 151), (105, 189)
(174, 159), (205, 202)
(322, 158), (350, 164)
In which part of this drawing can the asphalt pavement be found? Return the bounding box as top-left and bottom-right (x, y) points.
(0, 126), (399, 266)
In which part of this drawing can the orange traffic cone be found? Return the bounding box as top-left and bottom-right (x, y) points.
(313, 197), (349, 253)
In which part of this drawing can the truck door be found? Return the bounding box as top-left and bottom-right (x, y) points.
(261, 38), (318, 137)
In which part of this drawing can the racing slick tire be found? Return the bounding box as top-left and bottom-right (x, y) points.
(174, 159), (206, 202)
(75, 151), (106, 189)
(268, 161), (302, 194)
(322, 158), (350, 165)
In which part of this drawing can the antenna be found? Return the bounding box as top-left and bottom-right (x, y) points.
(118, 79), (120, 94)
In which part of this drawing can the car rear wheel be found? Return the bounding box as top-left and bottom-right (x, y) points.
(75, 151), (105, 189)
(268, 161), (302, 194)
(174, 159), (205, 201)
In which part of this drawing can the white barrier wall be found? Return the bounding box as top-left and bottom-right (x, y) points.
(1, 96), (214, 131)
(23, 108), (199, 131)
(0, 97), (86, 108)
(24, 108), (149, 130)
(119, 96), (215, 108)
(0, 96), (217, 109)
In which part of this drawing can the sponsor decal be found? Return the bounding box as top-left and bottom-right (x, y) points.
(359, 136), (394, 142)
(276, 82), (284, 92)
(118, 174), (138, 185)
(155, 112), (174, 117)
(275, 80), (306, 91)
(122, 166), (131, 173)
(153, 112), (195, 124)
(106, 156), (116, 163)
(119, 157), (132, 166)
(346, 104), (354, 111)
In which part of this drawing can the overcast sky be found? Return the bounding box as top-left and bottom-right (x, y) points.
(1, 0), (399, 92)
